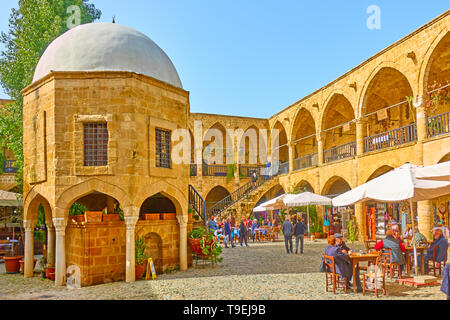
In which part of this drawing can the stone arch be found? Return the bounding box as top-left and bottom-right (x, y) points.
(23, 191), (53, 222)
(254, 184), (285, 208)
(205, 185), (231, 211)
(322, 176), (352, 197)
(135, 181), (186, 217)
(238, 124), (264, 165)
(56, 178), (131, 217)
(320, 90), (356, 127)
(320, 93), (356, 152)
(291, 107), (317, 160)
(418, 28), (450, 97)
(438, 152), (450, 164)
(365, 165), (394, 183)
(143, 232), (163, 274)
(294, 179), (315, 194)
(358, 61), (416, 116)
(271, 120), (289, 164)
(203, 122), (233, 165)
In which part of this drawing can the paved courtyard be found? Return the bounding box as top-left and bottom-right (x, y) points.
(0, 240), (446, 300)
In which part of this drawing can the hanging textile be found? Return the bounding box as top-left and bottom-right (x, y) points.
(324, 209), (330, 227)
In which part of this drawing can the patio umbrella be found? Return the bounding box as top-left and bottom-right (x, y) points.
(283, 192), (332, 236)
(332, 163), (450, 276)
(0, 190), (22, 207)
(414, 160), (450, 181)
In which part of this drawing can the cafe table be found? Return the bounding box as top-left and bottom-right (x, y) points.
(349, 252), (380, 293)
(404, 246), (427, 276)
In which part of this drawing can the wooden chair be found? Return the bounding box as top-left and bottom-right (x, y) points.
(427, 246), (447, 277)
(380, 249), (402, 280)
(323, 254), (347, 294)
(362, 256), (386, 297)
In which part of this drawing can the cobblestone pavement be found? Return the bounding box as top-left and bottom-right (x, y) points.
(0, 240), (446, 300)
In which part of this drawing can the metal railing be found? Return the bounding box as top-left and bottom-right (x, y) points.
(293, 153), (318, 171)
(427, 111), (450, 137)
(190, 164), (197, 177)
(239, 165), (263, 177)
(202, 164), (228, 177)
(363, 123), (417, 153)
(323, 142), (356, 163)
(279, 161), (289, 174)
(2, 160), (18, 174)
(188, 185), (206, 225)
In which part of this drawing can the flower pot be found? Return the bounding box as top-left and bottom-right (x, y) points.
(135, 264), (145, 280)
(45, 267), (55, 279)
(144, 214), (160, 221)
(310, 235), (316, 241)
(85, 211), (103, 223)
(103, 214), (119, 222)
(188, 238), (213, 257)
(70, 215), (85, 223)
(19, 259), (37, 273)
(3, 256), (23, 274)
(161, 213), (176, 220)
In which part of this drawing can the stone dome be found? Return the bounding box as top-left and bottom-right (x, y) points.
(33, 22), (183, 88)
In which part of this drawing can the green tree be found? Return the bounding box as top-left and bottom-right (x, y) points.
(0, 0), (101, 189)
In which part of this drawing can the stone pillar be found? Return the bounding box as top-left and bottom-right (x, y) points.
(124, 212), (139, 283)
(317, 132), (324, 166)
(354, 203), (365, 241)
(234, 144), (240, 185)
(177, 214), (189, 271)
(53, 217), (67, 286)
(416, 105), (427, 143)
(46, 223), (56, 268)
(23, 220), (35, 278)
(418, 200), (433, 240)
(356, 119), (365, 156)
(288, 141), (294, 173)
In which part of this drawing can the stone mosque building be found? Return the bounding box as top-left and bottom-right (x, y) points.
(13, 10), (450, 286)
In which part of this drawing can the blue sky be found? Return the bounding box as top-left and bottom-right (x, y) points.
(0, 1), (448, 118)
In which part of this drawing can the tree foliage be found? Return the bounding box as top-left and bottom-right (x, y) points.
(0, 0), (101, 190)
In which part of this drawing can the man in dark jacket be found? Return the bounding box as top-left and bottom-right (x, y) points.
(223, 217), (235, 248)
(334, 233), (351, 253)
(375, 229), (406, 269)
(282, 216), (294, 254)
(424, 228), (448, 273)
(294, 216), (306, 254)
(239, 219), (249, 247)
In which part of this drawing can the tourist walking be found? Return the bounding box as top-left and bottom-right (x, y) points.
(251, 171), (257, 187)
(239, 219), (249, 247)
(282, 215), (294, 254)
(223, 217), (235, 248)
(294, 216), (306, 254)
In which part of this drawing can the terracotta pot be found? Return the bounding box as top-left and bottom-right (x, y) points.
(161, 213), (176, 220)
(188, 213), (193, 221)
(103, 214), (119, 222)
(3, 256), (23, 273)
(85, 211), (103, 223)
(144, 214), (160, 221)
(45, 267), (55, 279)
(19, 259), (37, 273)
(135, 264), (145, 280)
(188, 238), (213, 256)
(70, 215), (85, 223)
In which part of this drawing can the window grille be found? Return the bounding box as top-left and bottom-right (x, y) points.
(84, 123), (108, 166)
(156, 128), (171, 168)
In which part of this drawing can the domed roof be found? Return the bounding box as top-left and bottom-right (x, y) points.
(33, 23), (183, 88)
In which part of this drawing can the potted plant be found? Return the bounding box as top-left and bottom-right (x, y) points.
(188, 228), (223, 263)
(161, 213), (176, 220)
(85, 211), (103, 223)
(102, 208), (119, 222)
(143, 213), (160, 221)
(188, 208), (194, 221)
(135, 235), (148, 280)
(3, 200), (24, 274)
(69, 202), (87, 223)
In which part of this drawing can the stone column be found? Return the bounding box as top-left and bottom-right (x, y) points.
(317, 132), (324, 166)
(53, 217), (67, 286)
(418, 200), (433, 240)
(46, 223), (56, 268)
(177, 214), (189, 271)
(234, 144), (240, 185)
(354, 203), (365, 241)
(288, 141), (294, 173)
(124, 212), (139, 282)
(23, 220), (35, 278)
(356, 119), (365, 156)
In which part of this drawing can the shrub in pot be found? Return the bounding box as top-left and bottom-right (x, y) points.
(135, 235), (148, 280)
(102, 209), (119, 222)
(188, 227), (222, 263)
(69, 202), (87, 223)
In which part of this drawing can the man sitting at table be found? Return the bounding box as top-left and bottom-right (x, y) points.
(423, 228), (448, 274)
(334, 233), (352, 254)
(324, 235), (363, 292)
(374, 229), (406, 273)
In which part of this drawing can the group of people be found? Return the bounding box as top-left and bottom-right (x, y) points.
(281, 214), (307, 254)
(207, 213), (279, 248)
(322, 225), (449, 293)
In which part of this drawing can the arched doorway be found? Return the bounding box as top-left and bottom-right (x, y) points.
(291, 108), (318, 170)
(294, 180), (315, 194)
(139, 193), (177, 217)
(361, 67), (415, 152)
(271, 121), (289, 174)
(205, 186), (231, 216)
(321, 94), (356, 163)
(144, 232), (163, 274)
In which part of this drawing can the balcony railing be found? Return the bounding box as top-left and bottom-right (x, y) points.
(323, 142), (356, 163)
(427, 111), (450, 138)
(239, 165), (263, 177)
(278, 161), (289, 174)
(2, 160), (18, 174)
(363, 123), (417, 153)
(202, 164), (228, 177)
(190, 164), (197, 177)
(293, 153), (318, 171)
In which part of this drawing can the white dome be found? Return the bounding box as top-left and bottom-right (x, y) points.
(33, 23), (183, 88)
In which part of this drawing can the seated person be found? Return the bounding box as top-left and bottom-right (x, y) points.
(423, 228), (448, 273)
(324, 235), (362, 292)
(374, 229), (406, 272)
(334, 233), (352, 254)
